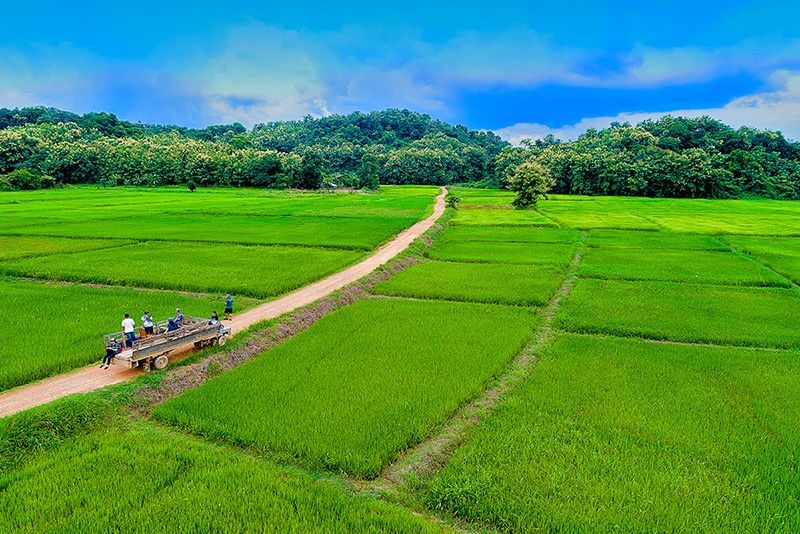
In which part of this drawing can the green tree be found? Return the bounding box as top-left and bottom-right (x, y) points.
(510, 160), (554, 209)
(296, 152), (325, 189)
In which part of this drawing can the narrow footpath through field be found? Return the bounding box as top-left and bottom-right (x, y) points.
(0, 187), (447, 418)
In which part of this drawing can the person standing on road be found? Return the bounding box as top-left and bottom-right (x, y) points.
(141, 311), (155, 336)
(224, 294), (234, 320)
(122, 313), (136, 348)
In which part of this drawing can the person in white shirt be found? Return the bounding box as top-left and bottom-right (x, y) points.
(122, 313), (136, 348)
(141, 311), (155, 336)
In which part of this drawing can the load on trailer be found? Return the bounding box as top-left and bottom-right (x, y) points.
(103, 317), (230, 371)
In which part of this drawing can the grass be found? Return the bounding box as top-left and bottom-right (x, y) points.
(578, 248), (791, 287)
(555, 278), (800, 349)
(439, 225), (581, 244)
(0, 185), (438, 220)
(425, 334), (800, 532)
(450, 208), (556, 227)
(724, 236), (800, 284)
(155, 299), (538, 477)
(586, 229), (728, 250)
(427, 240), (577, 266)
(0, 241), (363, 298)
(0, 420), (446, 532)
(539, 196), (800, 234)
(0, 236), (130, 261)
(6, 214), (418, 251)
(539, 202), (661, 230)
(374, 260), (567, 306)
(0, 278), (257, 391)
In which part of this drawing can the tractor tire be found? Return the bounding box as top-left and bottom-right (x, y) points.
(153, 355), (169, 370)
(217, 335), (229, 347)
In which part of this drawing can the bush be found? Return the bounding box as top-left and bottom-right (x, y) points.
(445, 193), (461, 208)
(187, 180), (197, 192)
(0, 168), (56, 191)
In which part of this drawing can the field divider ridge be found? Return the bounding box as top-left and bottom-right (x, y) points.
(358, 230), (589, 495)
(713, 236), (800, 290)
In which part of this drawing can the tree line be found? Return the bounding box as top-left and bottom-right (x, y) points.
(1, 107), (798, 199)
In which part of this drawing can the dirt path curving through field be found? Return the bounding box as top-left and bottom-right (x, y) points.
(0, 187), (447, 418)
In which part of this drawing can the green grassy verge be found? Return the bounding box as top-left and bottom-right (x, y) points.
(0, 420), (447, 532)
(155, 299), (538, 477)
(425, 334), (800, 532)
(374, 260), (566, 306)
(0, 241), (363, 298)
(578, 248), (790, 287)
(0, 278), (257, 391)
(555, 278), (800, 349)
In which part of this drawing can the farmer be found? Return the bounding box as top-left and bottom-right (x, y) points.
(167, 317), (179, 332)
(122, 313), (136, 348)
(224, 294), (234, 320)
(101, 338), (119, 369)
(141, 311), (155, 336)
(174, 308), (184, 327)
(209, 310), (220, 325)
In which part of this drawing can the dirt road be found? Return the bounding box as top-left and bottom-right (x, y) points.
(0, 187), (447, 418)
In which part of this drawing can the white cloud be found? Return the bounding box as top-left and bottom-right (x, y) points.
(496, 70), (800, 143)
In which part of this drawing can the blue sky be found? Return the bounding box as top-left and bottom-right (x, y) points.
(2, 1), (800, 140)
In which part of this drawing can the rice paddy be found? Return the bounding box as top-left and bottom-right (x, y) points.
(3, 186), (800, 532)
(155, 299), (538, 477)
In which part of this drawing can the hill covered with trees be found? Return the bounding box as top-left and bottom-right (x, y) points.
(1, 107), (798, 199)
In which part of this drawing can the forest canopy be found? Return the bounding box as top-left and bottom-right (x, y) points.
(1, 106), (798, 199)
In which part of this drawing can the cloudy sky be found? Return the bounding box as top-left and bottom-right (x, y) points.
(2, 0), (800, 140)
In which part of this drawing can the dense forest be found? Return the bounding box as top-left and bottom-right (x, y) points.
(1, 106), (799, 199)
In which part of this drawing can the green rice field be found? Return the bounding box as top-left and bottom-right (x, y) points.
(2, 186), (800, 532)
(155, 299), (538, 477)
(1, 278), (256, 391)
(426, 334), (800, 532)
(374, 260), (567, 306)
(0, 421), (444, 532)
(0, 186), (438, 388)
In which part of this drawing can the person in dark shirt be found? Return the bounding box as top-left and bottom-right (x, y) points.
(224, 294), (234, 320)
(101, 338), (119, 369)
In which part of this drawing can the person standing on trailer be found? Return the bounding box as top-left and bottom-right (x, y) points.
(224, 294), (234, 320)
(141, 311), (155, 336)
(122, 313), (136, 348)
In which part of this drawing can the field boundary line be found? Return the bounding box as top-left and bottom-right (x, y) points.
(560, 330), (797, 353)
(532, 207), (562, 227)
(713, 236), (800, 290)
(359, 230), (588, 494)
(0, 231), (375, 252)
(0, 275), (220, 300)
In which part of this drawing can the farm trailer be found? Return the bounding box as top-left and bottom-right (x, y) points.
(104, 317), (231, 371)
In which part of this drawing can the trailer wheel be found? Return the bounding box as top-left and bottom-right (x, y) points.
(217, 335), (229, 347)
(153, 355), (169, 370)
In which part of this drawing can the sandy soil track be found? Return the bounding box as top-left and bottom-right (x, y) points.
(0, 187), (447, 418)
